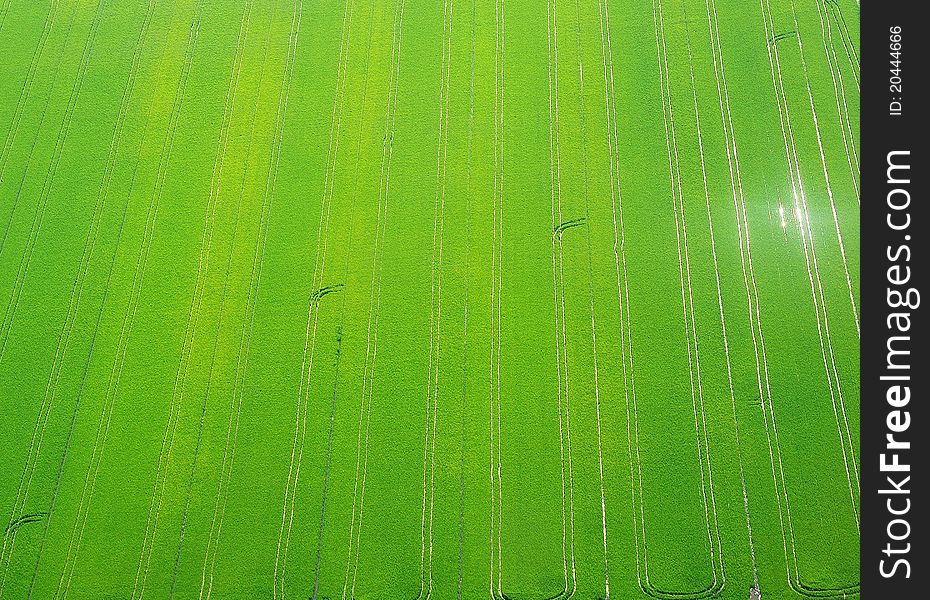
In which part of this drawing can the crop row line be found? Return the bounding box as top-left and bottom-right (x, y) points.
(456, 3), (478, 597)
(168, 4), (282, 598)
(758, 0), (859, 595)
(629, 1), (725, 597)
(0, 0), (60, 188)
(814, 0), (859, 205)
(28, 0), (164, 598)
(488, 0), (504, 598)
(129, 3), (253, 598)
(0, 2), (108, 596)
(197, 2), (303, 599)
(701, 0), (762, 595)
(339, 3), (406, 598)
(272, 0), (355, 594)
(307, 3), (379, 598)
(570, 0), (612, 596)
(413, 0), (454, 598)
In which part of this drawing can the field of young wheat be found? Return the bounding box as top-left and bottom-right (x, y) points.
(0, 0), (860, 598)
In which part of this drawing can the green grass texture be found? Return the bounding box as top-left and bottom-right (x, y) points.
(0, 0), (860, 598)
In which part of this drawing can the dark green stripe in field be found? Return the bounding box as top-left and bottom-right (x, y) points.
(0, 0), (860, 598)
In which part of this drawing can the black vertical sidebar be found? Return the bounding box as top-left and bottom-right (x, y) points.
(861, 1), (926, 596)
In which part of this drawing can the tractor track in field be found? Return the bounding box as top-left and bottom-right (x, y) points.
(701, 0), (762, 592)
(197, 3), (303, 599)
(488, 1), (504, 598)
(0, 0), (79, 357)
(596, 3), (641, 599)
(0, 1), (863, 597)
(51, 1), (191, 596)
(814, 0), (859, 205)
(788, 0), (860, 339)
(823, 0), (859, 84)
(413, 0), (453, 597)
(710, 0), (791, 598)
(621, 0), (726, 596)
(0, 1), (108, 595)
(757, 0), (860, 595)
(51, 0), (211, 594)
(339, 1), (407, 598)
(25, 1), (176, 597)
(0, 0), (13, 35)
(0, 0), (60, 186)
(306, 4), (380, 599)
(131, 3), (252, 598)
(787, 0), (861, 477)
(273, 1), (355, 595)
(168, 4), (279, 596)
(571, 0), (610, 595)
(14, 1), (164, 595)
(545, 1), (576, 598)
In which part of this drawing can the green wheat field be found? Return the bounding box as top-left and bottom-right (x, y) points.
(0, 0), (860, 598)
